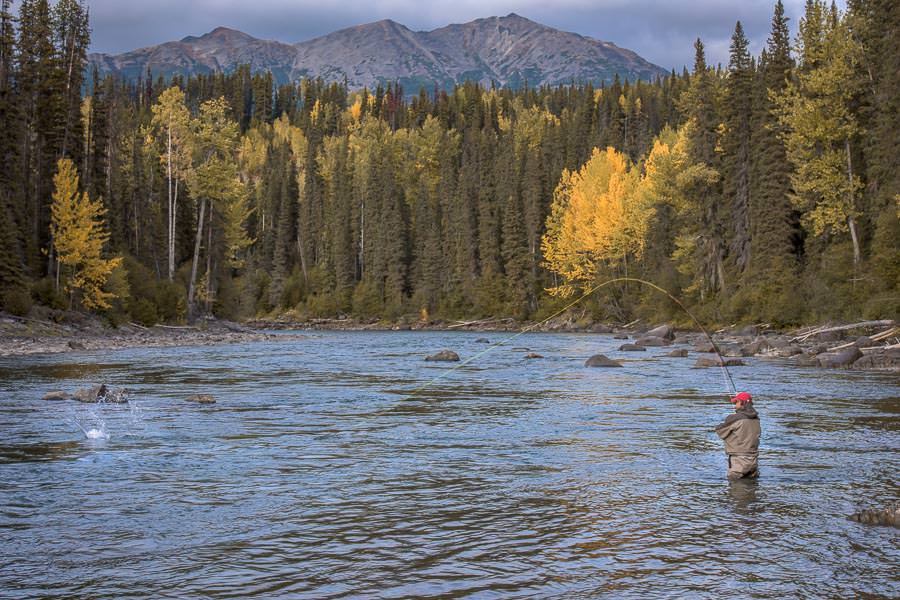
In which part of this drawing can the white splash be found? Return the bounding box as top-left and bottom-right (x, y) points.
(84, 426), (109, 440)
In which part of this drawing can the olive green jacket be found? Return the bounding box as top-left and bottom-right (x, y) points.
(715, 405), (761, 456)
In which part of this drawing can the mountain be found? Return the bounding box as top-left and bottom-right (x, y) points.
(88, 14), (668, 91)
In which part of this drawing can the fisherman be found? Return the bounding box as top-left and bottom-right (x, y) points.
(714, 391), (760, 480)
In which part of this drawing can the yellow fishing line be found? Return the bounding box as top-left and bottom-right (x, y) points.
(409, 277), (737, 398)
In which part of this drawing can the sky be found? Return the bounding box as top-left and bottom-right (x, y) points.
(60, 0), (843, 71)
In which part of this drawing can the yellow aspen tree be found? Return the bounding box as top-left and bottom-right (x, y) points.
(542, 147), (651, 295)
(50, 158), (122, 310)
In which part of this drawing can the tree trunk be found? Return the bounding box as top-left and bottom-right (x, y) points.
(187, 198), (206, 324)
(167, 126), (173, 280)
(845, 138), (860, 267)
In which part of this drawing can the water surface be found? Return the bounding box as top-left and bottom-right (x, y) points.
(0, 331), (897, 598)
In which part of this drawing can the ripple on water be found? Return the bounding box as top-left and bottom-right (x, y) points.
(0, 331), (897, 598)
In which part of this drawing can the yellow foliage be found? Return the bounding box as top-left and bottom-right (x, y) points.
(542, 147), (653, 295)
(50, 159), (122, 310)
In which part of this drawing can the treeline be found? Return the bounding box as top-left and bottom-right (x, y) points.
(0, 0), (896, 327)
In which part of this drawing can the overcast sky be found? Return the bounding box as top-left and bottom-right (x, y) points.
(65, 0), (843, 71)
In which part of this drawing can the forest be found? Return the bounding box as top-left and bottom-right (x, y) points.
(0, 0), (897, 328)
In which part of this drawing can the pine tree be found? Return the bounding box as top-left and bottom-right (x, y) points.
(721, 21), (753, 273)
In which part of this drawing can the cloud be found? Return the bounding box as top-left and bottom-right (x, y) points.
(72, 0), (842, 70)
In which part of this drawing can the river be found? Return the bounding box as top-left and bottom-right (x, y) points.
(0, 331), (897, 598)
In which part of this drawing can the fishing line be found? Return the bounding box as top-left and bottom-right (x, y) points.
(407, 277), (737, 398)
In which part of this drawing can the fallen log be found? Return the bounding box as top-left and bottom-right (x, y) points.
(791, 320), (895, 342)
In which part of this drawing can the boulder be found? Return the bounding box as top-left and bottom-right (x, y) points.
(793, 354), (820, 367)
(854, 335), (873, 348)
(635, 336), (670, 347)
(849, 348), (900, 372)
(612, 333), (629, 340)
(817, 346), (863, 368)
(585, 354), (623, 367)
(645, 324), (675, 340)
(590, 324), (614, 334)
(720, 344), (744, 357)
(525, 353), (544, 359)
(694, 342), (717, 353)
(849, 503), (899, 528)
(694, 357), (747, 368)
(618, 343), (646, 352)
(67, 340), (86, 350)
(774, 344), (804, 358)
(673, 335), (695, 345)
(738, 325), (759, 337)
(42, 390), (70, 401)
(73, 384), (108, 403)
(425, 350), (460, 362)
(475, 338), (490, 344)
(667, 349), (689, 358)
(186, 394), (216, 404)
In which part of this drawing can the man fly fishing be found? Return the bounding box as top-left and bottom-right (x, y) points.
(715, 392), (760, 480)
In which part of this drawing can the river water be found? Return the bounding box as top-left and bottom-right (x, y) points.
(0, 331), (897, 598)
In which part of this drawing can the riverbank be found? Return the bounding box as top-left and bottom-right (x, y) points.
(2, 310), (896, 372)
(247, 315), (900, 372)
(0, 310), (305, 357)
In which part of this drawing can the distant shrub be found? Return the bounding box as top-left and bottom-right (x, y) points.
(280, 269), (306, 309)
(129, 297), (158, 327)
(31, 277), (66, 310)
(156, 280), (186, 322)
(351, 280), (383, 317)
(3, 286), (32, 316)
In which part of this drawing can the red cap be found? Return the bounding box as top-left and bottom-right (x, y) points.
(730, 392), (752, 404)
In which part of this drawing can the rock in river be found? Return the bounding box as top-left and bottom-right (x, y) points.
(635, 335), (669, 347)
(645, 324), (675, 340)
(42, 390), (70, 401)
(585, 354), (623, 367)
(849, 503), (899, 528)
(694, 357), (746, 368)
(525, 353), (544, 359)
(425, 350), (460, 362)
(667, 349), (689, 358)
(817, 346), (863, 368)
(618, 343), (646, 352)
(73, 384), (108, 403)
(186, 394), (216, 404)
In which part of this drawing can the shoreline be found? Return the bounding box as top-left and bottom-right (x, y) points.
(0, 313), (306, 358)
(1, 312), (896, 372)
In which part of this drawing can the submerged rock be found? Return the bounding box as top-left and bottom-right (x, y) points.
(817, 346), (863, 368)
(525, 353), (544, 359)
(694, 357), (746, 368)
(667, 349), (689, 358)
(186, 394), (216, 404)
(585, 354), (623, 367)
(425, 349), (460, 362)
(635, 335), (670, 347)
(849, 503), (899, 528)
(612, 333), (629, 340)
(618, 343), (646, 352)
(42, 390), (70, 401)
(475, 338), (490, 344)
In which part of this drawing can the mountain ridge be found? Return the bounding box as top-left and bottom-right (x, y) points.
(88, 14), (668, 91)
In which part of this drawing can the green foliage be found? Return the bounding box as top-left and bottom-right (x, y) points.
(31, 277), (66, 310)
(3, 286), (32, 316)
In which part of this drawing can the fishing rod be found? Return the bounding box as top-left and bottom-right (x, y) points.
(409, 276), (737, 398)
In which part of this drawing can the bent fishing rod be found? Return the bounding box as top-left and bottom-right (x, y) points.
(409, 277), (738, 398)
